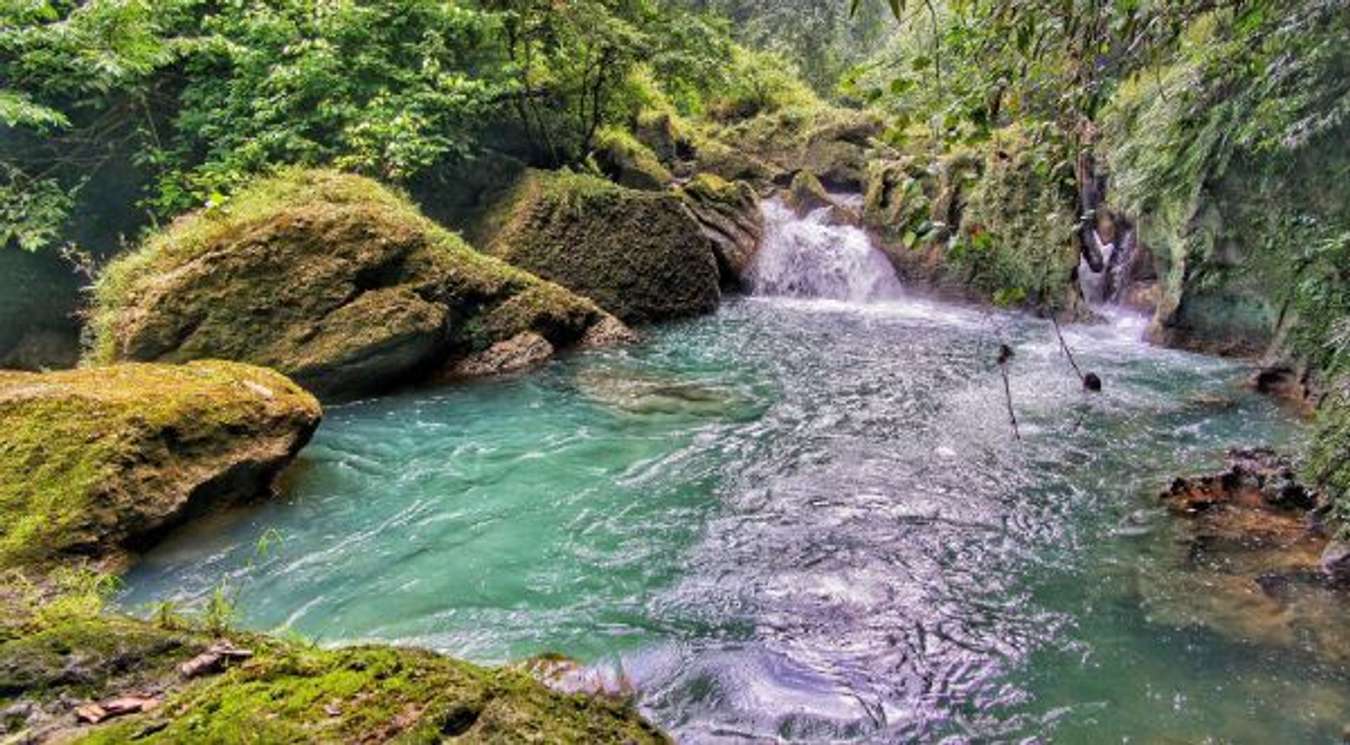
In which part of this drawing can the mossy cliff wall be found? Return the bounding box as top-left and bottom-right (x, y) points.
(1103, 6), (1350, 370)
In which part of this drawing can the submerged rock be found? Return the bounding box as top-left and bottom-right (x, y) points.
(1147, 447), (1350, 661)
(0, 361), (321, 569)
(445, 332), (554, 378)
(678, 173), (763, 287)
(477, 170), (721, 324)
(89, 169), (620, 399)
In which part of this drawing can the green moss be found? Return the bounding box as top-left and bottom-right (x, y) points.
(0, 583), (665, 745)
(0, 361), (321, 568)
(956, 127), (1080, 313)
(590, 126), (672, 191)
(478, 169), (720, 324)
(88, 169), (608, 397)
(75, 643), (665, 744)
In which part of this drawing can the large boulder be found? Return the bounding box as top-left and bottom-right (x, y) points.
(476, 170), (721, 324)
(0, 361), (321, 569)
(89, 169), (620, 398)
(678, 173), (763, 286)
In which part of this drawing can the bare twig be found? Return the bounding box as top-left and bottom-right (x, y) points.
(1051, 315), (1102, 391)
(1050, 315), (1084, 380)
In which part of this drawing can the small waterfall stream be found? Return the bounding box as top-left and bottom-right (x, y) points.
(747, 199), (902, 302)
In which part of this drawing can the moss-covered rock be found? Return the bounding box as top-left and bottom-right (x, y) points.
(477, 170), (720, 324)
(678, 173), (763, 287)
(590, 127), (673, 191)
(0, 361), (320, 569)
(634, 109), (696, 167)
(0, 587), (667, 744)
(862, 129), (1084, 315)
(89, 169), (619, 399)
(782, 170), (833, 215)
(700, 107), (882, 190)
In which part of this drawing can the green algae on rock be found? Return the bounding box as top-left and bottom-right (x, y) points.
(0, 361), (321, 569)
(89, 169), (620, 399)
(478, 170), (721, 325)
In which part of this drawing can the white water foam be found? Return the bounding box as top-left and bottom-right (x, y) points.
(747, 198), (903, 303)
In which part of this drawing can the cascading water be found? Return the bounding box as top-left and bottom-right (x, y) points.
(746, 198), (902, 302)
(1078, 221), (1141, 307)
(1078, 228), (1116, 305)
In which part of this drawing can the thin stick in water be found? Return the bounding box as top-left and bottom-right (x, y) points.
(997, 343), (1020, 440)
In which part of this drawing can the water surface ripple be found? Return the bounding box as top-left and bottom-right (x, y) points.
(121, 296), (1344, 742)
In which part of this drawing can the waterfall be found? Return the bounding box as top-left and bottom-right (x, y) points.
(1078, 222), (1139, 306)
(746, 198), (902, 302)
(1078, 228), (1116, 304)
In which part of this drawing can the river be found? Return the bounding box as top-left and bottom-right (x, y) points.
(119, 201), (1347, 742)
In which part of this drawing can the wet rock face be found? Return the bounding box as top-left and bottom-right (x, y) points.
(679, 173), (764, 287)
(0, 361), (321, 569)
(91, 170), (615, 399)
(480, 170), (721, 325)
(1161, 447), (1317, 516)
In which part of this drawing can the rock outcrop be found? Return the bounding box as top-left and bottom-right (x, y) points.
(862, 128), (1087, 317)
(0, 361), (321, 569)
(89, 169), (622, 399)
(698, 107), (882, 190)
(476, 170), (721, 324)
(678, 173), (763, 287)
